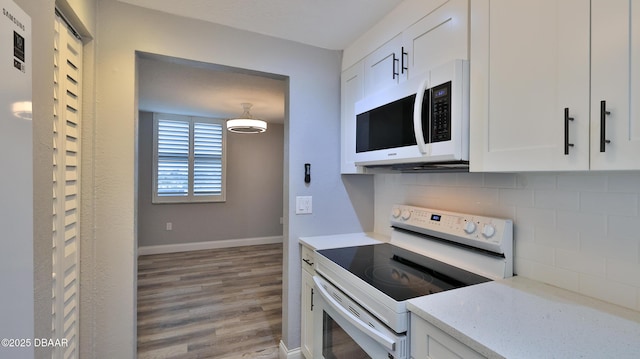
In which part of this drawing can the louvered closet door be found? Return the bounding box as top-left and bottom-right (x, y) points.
(52, 14), (82, 359)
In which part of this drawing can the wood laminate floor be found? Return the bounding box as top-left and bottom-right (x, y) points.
(137, 243), (283, 359)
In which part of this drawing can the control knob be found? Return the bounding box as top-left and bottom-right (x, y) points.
(401, 210), (411, 220)
(482, 224), (496, 238)
(463, 221), (476, 234)
(392, 208), (401, 218)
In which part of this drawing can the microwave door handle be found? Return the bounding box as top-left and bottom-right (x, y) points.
(414, 78), (429, 154)
(312, 276), (396, 352)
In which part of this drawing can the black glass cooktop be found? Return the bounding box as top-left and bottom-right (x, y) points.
(317, 243), (491, 302)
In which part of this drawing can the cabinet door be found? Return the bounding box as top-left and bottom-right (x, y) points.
(341, 62), (367, 174)
(470, 0), (590, 172)
(591, 0), (640, 170)
(364, 34), (404, 96)
(301, 269), (314, 358)
(403, 0), (468, 79)
(411, 314), (485, 359)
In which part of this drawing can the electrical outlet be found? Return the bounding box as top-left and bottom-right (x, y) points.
(166, 222), (172, 231)
(296, 196), (312, 214)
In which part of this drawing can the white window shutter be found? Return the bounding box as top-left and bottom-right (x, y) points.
(193, 122), (224, 197)
(153, 114), (226, 203)
(156, 119), (190, 197)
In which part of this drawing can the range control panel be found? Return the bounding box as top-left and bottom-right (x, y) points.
(390, 204), (513, 255)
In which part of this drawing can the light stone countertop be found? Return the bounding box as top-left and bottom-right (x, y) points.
(407, 276), (640, 359)
(299, 232), (388, 250)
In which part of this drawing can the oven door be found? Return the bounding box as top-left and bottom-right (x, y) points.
(312, 275), (407, 359)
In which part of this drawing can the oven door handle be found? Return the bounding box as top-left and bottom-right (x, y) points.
(313, 276), (396, 352)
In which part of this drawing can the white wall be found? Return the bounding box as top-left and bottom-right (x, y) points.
(375, 171), (640, 311)
(94, 0), (374, 356)
(5, 1), (96, 358)
(0, 1), (33, 358)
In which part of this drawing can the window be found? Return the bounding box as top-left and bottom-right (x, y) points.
(152, 113), (226, 203)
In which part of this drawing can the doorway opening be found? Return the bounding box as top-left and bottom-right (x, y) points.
(134, 52), (288, 357)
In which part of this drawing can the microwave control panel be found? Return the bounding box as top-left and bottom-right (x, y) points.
(429, 81), (452, 143)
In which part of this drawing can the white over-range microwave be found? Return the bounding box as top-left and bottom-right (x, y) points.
(354, 59), (469, 169)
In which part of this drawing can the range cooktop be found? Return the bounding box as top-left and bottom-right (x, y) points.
(317, 243), (490, 302)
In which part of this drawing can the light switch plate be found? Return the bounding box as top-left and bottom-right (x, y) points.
(296, 196), (312, 214)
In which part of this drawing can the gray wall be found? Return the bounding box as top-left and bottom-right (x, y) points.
(93, 0), (374, 356)
(137, 111), (284, 247)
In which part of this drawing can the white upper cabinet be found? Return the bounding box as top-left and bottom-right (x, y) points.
(341, 0), (469, 174)
(591, 0), (640, 170)
(341, 62), (367, 174)
(471, 0), (640, 172)
(403, 0), (468, 80)
(470, 0), (590, 172)
(363, 0), (469, 97)
(363, 34), (405, 96)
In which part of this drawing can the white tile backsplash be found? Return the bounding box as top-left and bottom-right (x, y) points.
(517, 258), (580, 292)
(580, 191), (638, 215)
(534, 225), (580, 251)
(608, 173), (640, 192)
(607, 260), (640, 287)
(515, 234), (554, 265)
(516, 207), (556, 228)
(555, 248), (606, 276)
(375, 171), (640, 312)
(499, 188), (534, 207)
(579, 274), (638, 310)
(484, 172), (517, 188)
(515, 173), (557, 189)
(557, 173), (608, 192)
(608, 215), (640, 238)
(534, 189), (580, 210)
(556, 210), (607, 237)
(581, 233), (639, 263)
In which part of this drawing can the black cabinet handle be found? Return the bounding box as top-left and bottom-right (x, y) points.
(310, 288), (314, 311)
(401, 47), (408, 74)
(564, 108), (574, 155)
(303, 258), (314, 266)
(392, 53), (399, 80)
(600, 100), (611, 152)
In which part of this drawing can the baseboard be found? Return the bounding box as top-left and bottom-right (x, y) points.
(279, 340), (302, 359)
(138, 236), (283, 256)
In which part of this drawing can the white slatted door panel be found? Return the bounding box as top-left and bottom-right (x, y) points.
(52, 15), (60, 349)
(52, 14), (82, 359)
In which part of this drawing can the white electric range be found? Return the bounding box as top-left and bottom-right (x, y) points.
(311, 204), (513, 359)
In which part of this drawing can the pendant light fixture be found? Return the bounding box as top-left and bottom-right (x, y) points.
(226, 103), (267, 133)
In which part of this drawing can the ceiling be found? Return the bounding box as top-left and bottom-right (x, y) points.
(118, 0), (404, 50)
(137, 54), (287, 123)
(131, 0), (404, 125)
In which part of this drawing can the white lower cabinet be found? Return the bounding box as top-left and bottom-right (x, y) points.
(301, 245), (315, 358)
(410, 314), (485, 359)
